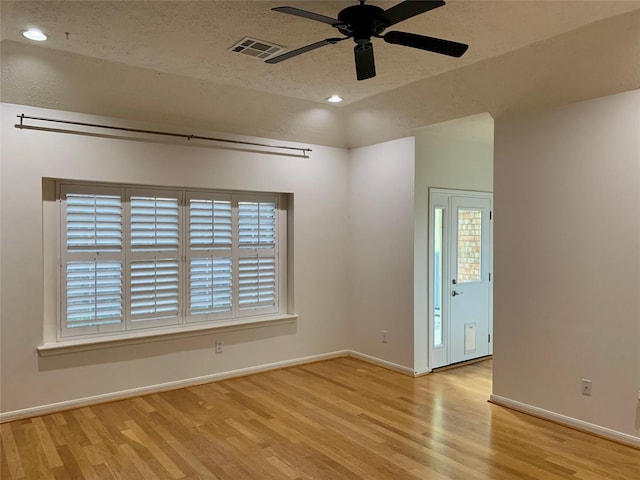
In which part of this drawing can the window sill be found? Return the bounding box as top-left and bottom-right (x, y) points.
(37, 314), (298, 357)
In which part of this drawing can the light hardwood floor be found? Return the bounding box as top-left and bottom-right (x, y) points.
(1, 357), (638, 479)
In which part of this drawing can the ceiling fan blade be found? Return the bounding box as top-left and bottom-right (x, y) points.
(384, 31), (468, 57)
(380, 1), (445, 27)
(272, 6), (342, 26)
(265, 38), (345, 64)
(354, 43), (376, 81)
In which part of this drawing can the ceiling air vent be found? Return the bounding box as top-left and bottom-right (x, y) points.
(229, 37), (285, 60)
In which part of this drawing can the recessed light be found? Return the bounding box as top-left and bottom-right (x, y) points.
(326, 95), (343, 104)
(22, 29), (47, 42)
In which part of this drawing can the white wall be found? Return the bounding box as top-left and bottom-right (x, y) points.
(0, 103), (350, 415)
(347, 138), (416, 370)
(493, 90), (640, 441)
(413, 118), (494, 372)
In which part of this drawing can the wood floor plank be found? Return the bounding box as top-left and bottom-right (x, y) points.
(119, 443), (162, 480)
(1, 358), (639, 480)
(55, 444), (87, 480)
(1, 424), (25, 479)
(120, 420), (185, 479)
(265, 454), (313, 480)
(24, 419), (57, 480)
(31, 417), (64, 469)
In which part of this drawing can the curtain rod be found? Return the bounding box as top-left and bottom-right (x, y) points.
(14, 114), (312, 156)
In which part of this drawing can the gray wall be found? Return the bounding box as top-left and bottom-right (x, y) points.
(0, 103), (350, 416)
(347, 138), (416, 370)
(492, 89), (640, 441)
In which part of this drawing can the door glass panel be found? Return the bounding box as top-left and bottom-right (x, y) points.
(433, 207), (444, 347)
(457, 208), (482, 283)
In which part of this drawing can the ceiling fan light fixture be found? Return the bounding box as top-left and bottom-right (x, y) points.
(326, 95), (343, 103)
(22, 28), (47, 41)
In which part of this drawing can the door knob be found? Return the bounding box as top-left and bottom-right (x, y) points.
(452, 290), (463, 296)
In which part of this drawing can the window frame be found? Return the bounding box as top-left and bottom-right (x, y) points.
(56, 181), (287, 343)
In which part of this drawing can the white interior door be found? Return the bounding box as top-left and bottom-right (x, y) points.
(429, 190), (492, 369)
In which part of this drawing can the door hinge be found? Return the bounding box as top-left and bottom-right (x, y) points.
(489, 272), (491, 281)
(489, 211), (493, 220)
(488, 334), (491, 343)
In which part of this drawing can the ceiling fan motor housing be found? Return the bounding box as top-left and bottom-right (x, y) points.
(337, 4), (388, 43)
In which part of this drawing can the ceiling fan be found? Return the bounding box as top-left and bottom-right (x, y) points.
(265, 0), (468, 81)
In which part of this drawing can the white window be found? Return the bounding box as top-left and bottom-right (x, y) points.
(58, 182), (285, 340)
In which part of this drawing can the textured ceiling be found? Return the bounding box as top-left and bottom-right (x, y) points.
(2, 0), (639, 106)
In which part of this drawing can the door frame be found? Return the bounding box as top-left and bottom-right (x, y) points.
(428, 188), (493, 370)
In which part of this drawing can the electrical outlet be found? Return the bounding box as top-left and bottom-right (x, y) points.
(215, 340), (223, 353)
(381, 330), (388, 344)
(581, 379), (592, 396)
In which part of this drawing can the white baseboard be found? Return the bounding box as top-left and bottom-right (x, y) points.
(348, 350), (415, 376)
(489, 394), (640, 449)
(0, 350), (349, 423)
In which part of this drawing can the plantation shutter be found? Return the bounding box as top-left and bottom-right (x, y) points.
(61, 187), (124, 336)
(58, 183), (285, 340)
(236, 198), (278, 313)
(187, 195), (233, 320)
(189, 257), (233, 315)
(189, 198), (232, 249)
(130, 195), (180, 250)
(66, 192), (122, 250)
(130, 258), (180, 318)
(238, 201), (276, 248)
(66, 261), (122, 328)
(128, 192), (181, 326)
(238, 257), (276, 309)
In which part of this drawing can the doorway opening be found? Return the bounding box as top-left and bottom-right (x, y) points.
(412, 112), (494, 374)
(429, 189), (492, 369)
